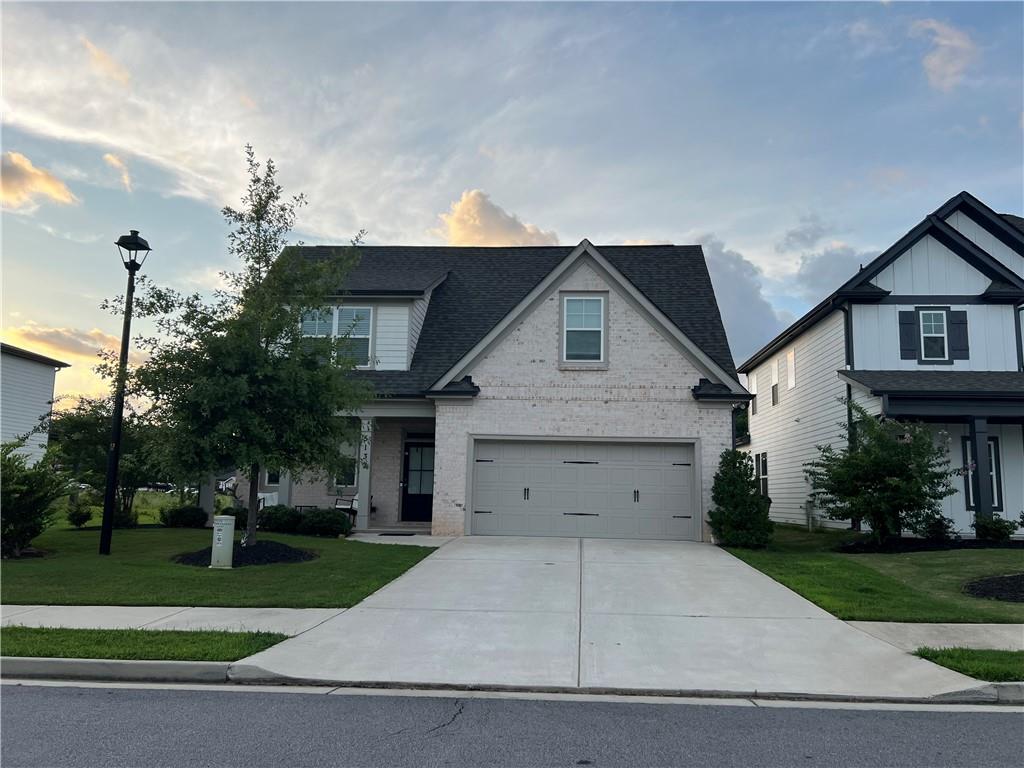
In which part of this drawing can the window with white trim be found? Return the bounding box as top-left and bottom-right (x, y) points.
(264, 469), (281, 486)
(771, 360), (780, 406)
(563, 296), (604, 362)
(337, 306), (372, 368)
(919, 310), (948, 362)
(300, 308), (334, 337)
(786, 348), (796, 390)
(748, 372), (758, 416)
(962, 436), (1003, 512)
(754, 452), (768, 496)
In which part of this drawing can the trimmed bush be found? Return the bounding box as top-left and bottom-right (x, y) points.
(159, 505), (208, 528)
(920, 513), (958, 542)
(296, 508), (352, 538)
(1, 442), (68, 557)
(66, 502), (94, 529)
(260, 504), (302, 534)
(708, 449), (773, 549)
(973, 515), (1019, 543)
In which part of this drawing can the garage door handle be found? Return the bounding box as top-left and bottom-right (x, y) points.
(563, 460), (599, 464)
(563, 512), (599, 516)
(474, 510), (493, 514)
(672, 515), (692, 519)
(523, 487), (530, 501)
(633, 489), (639, 503)
(672, 463), (691, 467)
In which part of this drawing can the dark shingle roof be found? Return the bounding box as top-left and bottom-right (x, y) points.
(297, 244), (736, 396)
(1003, 214), (1024, 234)
(840, 369), (1024, 397)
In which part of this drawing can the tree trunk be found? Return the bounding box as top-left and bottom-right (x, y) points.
(245, 462), (260, 546)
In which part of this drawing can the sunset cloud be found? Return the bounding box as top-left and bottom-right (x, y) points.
(1, 152), (78, 211)
(910, 19), (977, 92)
(435, 190), (558, 246)
(103, 153), (132, 192)
(81, 36), (130, 86)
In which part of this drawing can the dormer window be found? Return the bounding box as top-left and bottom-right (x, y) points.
(338, 306), (372, 368)
(562, 295), (605, 363)
(919, 310), (948, 361)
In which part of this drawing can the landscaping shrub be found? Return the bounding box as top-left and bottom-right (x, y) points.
(296, 508), (352, 538)
(972, 515), (1019, 543)
(920, 513), (958, 542)
(1, 442), (68, 557)
(708, 449), (773, 548)
(159, 505), (208, 529)
(66, 499), (94, 529)
(260, 504), (302, 534)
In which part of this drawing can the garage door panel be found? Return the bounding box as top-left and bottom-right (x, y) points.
(471, 440), (698, 541)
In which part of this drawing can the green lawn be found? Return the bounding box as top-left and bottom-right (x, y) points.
(916, 647), (1024, 682)
(0, 626), (286, 661)
(728, 526), (1024, 623)
(2, 527), (434, 608)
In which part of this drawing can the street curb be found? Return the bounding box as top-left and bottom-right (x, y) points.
(1, 657), (230, 683)
(4, 657), (1021, 705)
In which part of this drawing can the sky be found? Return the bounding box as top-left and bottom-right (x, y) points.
(2, 1), (1022, 400)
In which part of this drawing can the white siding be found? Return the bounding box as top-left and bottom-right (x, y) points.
(408, 290), (431, 364)
(944, 211), (1024, 277)
(870, 235), (991, 294)
(374, 304), (410, 370)
(852, 303), (1018, 371)
(745, 311), (849, 527)
(1, 353), (59, 464)
(930, 423), (1024, 535)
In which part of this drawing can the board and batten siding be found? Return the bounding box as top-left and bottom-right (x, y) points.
(943, 210), (1024, 278)
(870, 234), (991, 294)
(0, 353), (59, 464)
(373, 304), (410, 370)
(408, 291), (431, 366)
(745, 310), (849, 526)
(852, 303), (1019, 371)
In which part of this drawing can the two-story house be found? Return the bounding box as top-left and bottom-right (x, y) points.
(1, 343), (69, 464)
(242, 240), (750, 540)
(738, 192), (1024, 534)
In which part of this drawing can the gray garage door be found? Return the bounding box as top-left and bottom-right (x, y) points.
(470, 440), (698, 540)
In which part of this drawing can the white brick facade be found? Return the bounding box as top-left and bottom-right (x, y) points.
(431, 261), (734, 537)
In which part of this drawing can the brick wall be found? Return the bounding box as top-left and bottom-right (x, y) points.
(431, 261), (734, 537)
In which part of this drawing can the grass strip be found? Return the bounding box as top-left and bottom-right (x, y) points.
(915, 647), (1024, 682)
(0, 626), (287, 661)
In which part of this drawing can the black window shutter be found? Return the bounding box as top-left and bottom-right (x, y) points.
(898, 311), (918, 360)
(949, 311), (969, 360)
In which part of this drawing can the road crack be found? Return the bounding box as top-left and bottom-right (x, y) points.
(424, 698), (465, 735)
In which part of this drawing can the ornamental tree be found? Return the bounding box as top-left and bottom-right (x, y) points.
(708, 449), (773, 548)
(125, 146), (370, 545)
(804, 402), (955, 543)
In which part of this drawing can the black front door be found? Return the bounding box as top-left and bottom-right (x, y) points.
(401, 442), (434, 522)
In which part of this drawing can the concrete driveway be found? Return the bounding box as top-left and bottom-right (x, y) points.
(235, 537), (978, 699)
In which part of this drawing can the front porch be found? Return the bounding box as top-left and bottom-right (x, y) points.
(355, 414), (436, 534)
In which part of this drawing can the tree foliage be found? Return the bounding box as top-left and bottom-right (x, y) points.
(127, 145), (370, 545)
(804, 402), (955, 542)
(48, 398), (165, 527)
(708, 449), (773, 548)
(1, 442), (70, 557)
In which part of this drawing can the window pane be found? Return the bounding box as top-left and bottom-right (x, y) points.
(419, 470), (433, 493)
(921, 312), (945, 334)
(565, 298), (602, 329)
(338, 307), (371, 336)
(409, 447), (421, 471)
(922, 336), (946, 359)
(266, 470), (280, 485)
(406, 471), (420, 495)
(341, 337), (370, 365)
(565, 329), (601, 360)
(301, 308), (332, 336)
(422, 447), (434, 470)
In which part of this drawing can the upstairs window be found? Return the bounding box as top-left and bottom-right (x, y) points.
(919, 310), (948, 362)
(563, 296), (605, 362)
(264, 469), (281, 486)
(749, 372), (758, 416)
(338, 307), (372, 368)
(771, 360), (780, 406)
(786, 349), (796, 390)
(301, 308), (334, 337)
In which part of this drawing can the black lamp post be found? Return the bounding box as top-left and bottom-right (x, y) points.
(99, 230), (151, 556)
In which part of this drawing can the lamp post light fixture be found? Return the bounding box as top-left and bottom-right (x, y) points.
(99, 230), (151, 556)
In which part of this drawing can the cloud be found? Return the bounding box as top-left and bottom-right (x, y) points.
(697, 235), (789, 364)
(910, 19), (977, 92)
(775, 213), (831, 253)
(1, 151), (78, 211)
(103, 153), (132, 192)
(81, 36), (130, 86)
(1, 322), (144, 400)
(793, 241), (875, 301)
(621, 238), (672, 246)
(435, 189), (559, 246)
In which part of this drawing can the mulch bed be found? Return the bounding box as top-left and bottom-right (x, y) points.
(837, 538), (1024, 554)
(963, 573), (1024, 603)
(173, 540), (317, 568)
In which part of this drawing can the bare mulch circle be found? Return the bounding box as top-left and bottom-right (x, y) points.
(173, 540), (317, 568)
(963, 573), (1024, 603)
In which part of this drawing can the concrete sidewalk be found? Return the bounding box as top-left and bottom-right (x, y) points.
(849, 622), (1024, 652)
(1, 605), (343, 636)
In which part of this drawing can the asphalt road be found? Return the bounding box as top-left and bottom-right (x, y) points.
(2, 685), (1021, 768)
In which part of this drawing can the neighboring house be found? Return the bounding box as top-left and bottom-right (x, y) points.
(241, 239), (749, 540)
(1, 343), (70, 464)
(738, 192), (1024, 535)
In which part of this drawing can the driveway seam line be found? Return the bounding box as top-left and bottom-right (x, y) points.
(136, 606), (193, 629)
(576, 538), (583, 688)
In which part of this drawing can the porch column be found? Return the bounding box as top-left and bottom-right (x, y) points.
(356, 417), (374, 530)
(968, 417), (993, 522)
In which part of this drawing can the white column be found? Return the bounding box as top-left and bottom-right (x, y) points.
(356, 417), (374, 530)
